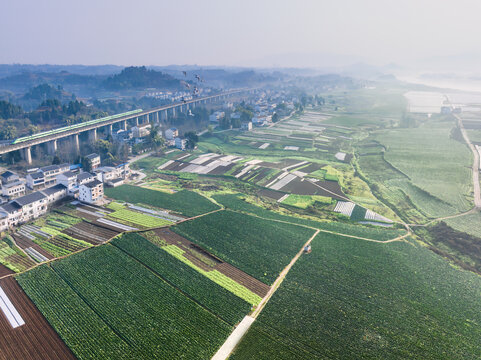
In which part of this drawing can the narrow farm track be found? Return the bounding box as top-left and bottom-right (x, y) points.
(231, 210), (406, 243)
(212, 229), (321, 360)
(407, 207), (479, 228)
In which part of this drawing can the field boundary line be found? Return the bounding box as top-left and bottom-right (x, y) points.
(229, 209), (406, 243)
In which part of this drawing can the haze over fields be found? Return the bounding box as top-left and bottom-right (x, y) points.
(0, 1), (481, 360)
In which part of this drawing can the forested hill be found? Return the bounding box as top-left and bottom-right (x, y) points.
(103, 66), (183, 90)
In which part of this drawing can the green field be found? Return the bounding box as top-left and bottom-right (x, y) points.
(445, 212), (481, 239)
(18, 245), (231, 360)
(173, 210), (315, 284)
(377, 120), (472, 216)
(105, 185), (219, 217)
(108, 208), (172, 228)
(231, 234), (481, 359)
(112, 233), (251, 324)
(212, 193), (406, 241)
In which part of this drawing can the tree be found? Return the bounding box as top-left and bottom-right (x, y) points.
(52, 155), (61, 165)
(93, 139), (111, 156)
(0, 125), (17, 140)
(81, 156), (92, 172)
(272, 112), (279, 123)
(27, 124), (39, 135)
(184, 131), (198, 149)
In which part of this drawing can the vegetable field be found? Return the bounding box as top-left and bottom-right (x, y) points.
(108, 208), (172, 228)
(231, 233), (481, 359)
(113, 233), (251, 324)
(212, 193), (406, 241)
(173, 210), (315, 284)
(18, 245), (232, 359)
(105, 185), (219, 217)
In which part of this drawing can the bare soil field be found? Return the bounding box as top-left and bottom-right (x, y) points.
(64, 221), (119, 244)
(257, 188), (287, 201)
(0, 277), (76, 360)
(12, 234), (55, 260)
(0, 264), (14, 277)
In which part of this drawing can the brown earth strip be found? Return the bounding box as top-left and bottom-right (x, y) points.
(153, 228), (269, 297)
(0, 277), (76, 360)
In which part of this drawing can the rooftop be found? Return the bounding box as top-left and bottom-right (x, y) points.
(28, 172), (44, 180)
(81, 179), (103, 189)
(1, 202), (21, 214)
(40, 165), (59, 172)
(59, 171), (77, 179)
(2, 180), (25, 188)
(42, 184), (67, 196)
(85, 153), (99, 160)
(12, 191), (46, 206)
(77, 172), (93, 181)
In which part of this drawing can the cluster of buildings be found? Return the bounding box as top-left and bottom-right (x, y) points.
(0, 154), (131, 231)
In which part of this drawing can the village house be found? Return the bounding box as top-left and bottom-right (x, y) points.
(241, 121), (252, 131)
(38, 164), (70, 186)
(1, 179), (26, 199)
(175, 137), (187, 150)
(131, 123), (152, 138)
(84, 153), (101, 170)
(26, 172), (45, 190)
(164, 127), (178, 140)
(56, 171), (78, 194)
(76, 172), (96, 186)
(41, 184), (68, 205)
(79, 179), (104, 205)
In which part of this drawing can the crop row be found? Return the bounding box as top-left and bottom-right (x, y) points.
(105, 185), (219, 217)
(162, 244), (262, 305)
(40, 245), (231, 359)
(108, 209), (172, 228)
(233, 233), (481, 359)
(173, 210), (315, 284)
(212, 193), (406, 241)
(113, 233), (252, 324)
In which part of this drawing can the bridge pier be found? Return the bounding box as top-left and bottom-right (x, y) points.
(108, 124), (113, 136)
(135, 117), (139, 126)
(47, 139), (57, 155)
(171, 107), (176, 118)
(88, 128), (97, 143)
(23, 147), (32, 165)
(73, 134), (79, 153)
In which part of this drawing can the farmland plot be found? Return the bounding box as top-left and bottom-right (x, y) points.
(113, 233), (252, 324)
(231, 234), (481, 359)
(173, 210), (315, 284)
(105, 185), (219, 217)
(212, 193), (406, 241)
(0, 277), (76, 360)
(19, 245), (232, 359)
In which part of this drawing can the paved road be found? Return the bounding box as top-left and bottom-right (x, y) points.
(211, 316), (255, 360)
(453, 113), (481, 208)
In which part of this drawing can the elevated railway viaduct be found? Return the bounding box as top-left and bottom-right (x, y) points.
(1, 89), (250, 164)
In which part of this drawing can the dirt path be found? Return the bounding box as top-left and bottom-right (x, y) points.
(233, 210), (407, 243)
(407, 207), (479, 228)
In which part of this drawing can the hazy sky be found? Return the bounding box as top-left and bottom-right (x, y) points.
(2, 0), (481, 68)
